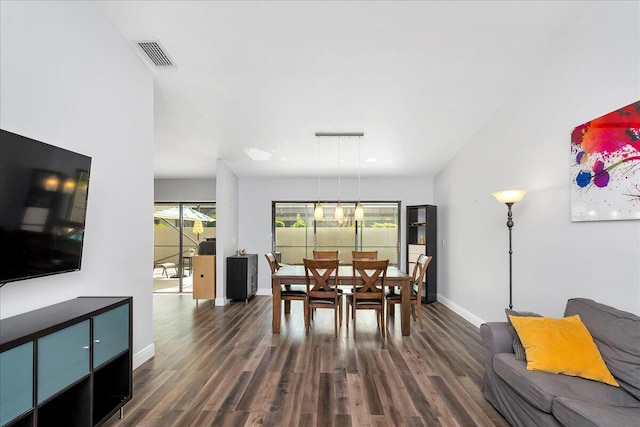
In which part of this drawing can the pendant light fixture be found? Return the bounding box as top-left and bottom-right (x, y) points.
(334, 137), (344, 221)
(314, 136), (324, 221)
(354, 134), (364, 221)
(314, 132), (364, 222)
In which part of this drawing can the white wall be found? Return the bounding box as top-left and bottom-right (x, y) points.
(0, 2), (155, 367)
(215, 159), (239, 305)
(238, 176), (434, 294)
(434, 1), (640, 326)
(154, 178), (216, 202)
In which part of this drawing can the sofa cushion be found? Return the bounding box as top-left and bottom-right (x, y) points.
(492, 353), (640, 413)
(553, 397), (640, 427)
(505, 308), (542, 361)
(565, 298), (640, 400)
(509, 314), (618, 386)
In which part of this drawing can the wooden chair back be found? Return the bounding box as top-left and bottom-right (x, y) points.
(313, 250), (339, 261)
(352, 251), (378, 261)
(303, 258), (339, 299)
(352, 259), (388, 302)
(265, 252), (280, 274)
(411, 255), (432, 299)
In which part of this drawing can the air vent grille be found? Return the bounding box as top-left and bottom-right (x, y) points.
(136, 40), (174, 68)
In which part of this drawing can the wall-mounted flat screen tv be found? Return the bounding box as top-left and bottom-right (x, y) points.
(0, 129), (92, 284)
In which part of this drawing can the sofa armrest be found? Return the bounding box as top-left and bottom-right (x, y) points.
(480, 322), (513, 359)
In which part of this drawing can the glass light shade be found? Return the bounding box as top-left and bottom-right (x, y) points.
(334, 203), (344, 221)
(491, 189), (527, 204)
(354, 203), (364, 221)
(44, 175), (59, 192)
(314, 203), (324, 220)
(62, 178), (76, 194)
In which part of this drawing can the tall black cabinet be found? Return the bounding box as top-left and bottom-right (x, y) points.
(227, 254), (258, 303)
(406, 205), (437, 303)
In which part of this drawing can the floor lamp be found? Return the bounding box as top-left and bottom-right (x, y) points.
(491, 189), (527, 309)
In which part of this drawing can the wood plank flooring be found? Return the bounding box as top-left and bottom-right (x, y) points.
(103, 295), (508, 427)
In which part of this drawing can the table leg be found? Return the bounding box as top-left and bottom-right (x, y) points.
(273, 278), (281, 333)
(401, 279), (410, 336)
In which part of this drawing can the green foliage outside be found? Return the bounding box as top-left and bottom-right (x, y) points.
(275, 220), (285, 228)
(292, 214), (307, 228)
(371, 222), (398, 228)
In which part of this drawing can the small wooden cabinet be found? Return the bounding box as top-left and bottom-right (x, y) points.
(227, 254), (258, 303)
(193, 255), (216, 301)
(0, 297), (132, 427)
(406, 205), (437, 303)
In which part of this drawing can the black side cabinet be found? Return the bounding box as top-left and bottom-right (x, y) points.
(0, 296), (132, 427)
(227, 254), (258, 303)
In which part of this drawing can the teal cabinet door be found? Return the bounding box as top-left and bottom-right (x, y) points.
(0, 342), (33, 426)
(37, 320), (90, 403)
(93, 304), (129, 368)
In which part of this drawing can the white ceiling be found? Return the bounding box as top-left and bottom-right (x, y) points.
(96, 1), (591, 179)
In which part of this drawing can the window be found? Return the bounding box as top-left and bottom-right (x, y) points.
(273, 201), (399, 265)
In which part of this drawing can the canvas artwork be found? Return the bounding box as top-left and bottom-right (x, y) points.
(571, 101), (640, 221)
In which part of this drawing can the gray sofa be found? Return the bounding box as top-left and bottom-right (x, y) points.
(480, 298), (640, 427)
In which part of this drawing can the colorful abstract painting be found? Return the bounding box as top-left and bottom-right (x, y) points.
(571, 101), (640, 221)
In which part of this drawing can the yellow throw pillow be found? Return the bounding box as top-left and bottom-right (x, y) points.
(508, 314), (618, 386)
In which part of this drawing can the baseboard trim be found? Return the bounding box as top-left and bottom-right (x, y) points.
(215, 297), (230, 306)
(133, 343), (155, 370)
(256, 288), (272, 296)
(437, 295), (485, 328)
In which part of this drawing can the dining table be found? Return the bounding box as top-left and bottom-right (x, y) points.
(271, 264), (413, 336)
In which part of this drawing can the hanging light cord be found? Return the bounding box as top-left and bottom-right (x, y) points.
(317, 138), (321, 201)
(358, 136), (361, 202)
(338, 137), (341, 202)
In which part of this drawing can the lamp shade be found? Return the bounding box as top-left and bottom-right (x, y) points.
(354, 203), (364, 221)
(334, 203), (344, 221)
(491, 189), (527, 204)
(314, 203), (324, 220)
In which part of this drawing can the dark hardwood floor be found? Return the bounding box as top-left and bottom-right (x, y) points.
(103, 294), (508, 427)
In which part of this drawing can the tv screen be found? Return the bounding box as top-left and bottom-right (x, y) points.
(0, 129), (92, 284)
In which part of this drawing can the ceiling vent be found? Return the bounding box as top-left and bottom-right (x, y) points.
(135, 40), (174, 68)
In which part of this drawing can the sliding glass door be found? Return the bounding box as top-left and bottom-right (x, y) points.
(273, 201), (399, 265)
(153, 202), (216, 293)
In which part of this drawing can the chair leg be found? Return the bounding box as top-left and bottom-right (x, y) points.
(284, 300), (291, 314)
(411, 304), (417, 321)
(305, 302), (310, 336)
(346, 304), (350, 330)
(352, 308), (357, 338)
(334, 307), (338, 337)
(417, 303), (424, 329)
(380, 307), (385, 339)
(385, 301), (390, 328)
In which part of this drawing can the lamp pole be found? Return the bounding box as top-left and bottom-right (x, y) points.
(506, 202), (514, 310)
(491, 189), (527, 310)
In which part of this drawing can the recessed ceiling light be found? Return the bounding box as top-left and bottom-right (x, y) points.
(244, 148), (271, 161)
(366, 158), (377, 163)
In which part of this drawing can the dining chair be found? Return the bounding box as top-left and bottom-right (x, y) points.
(313, 250), (339, 260)
(266, 252), (306, 316)
(386, 254), (432, 330)
(346, 259), (389, 339)
(352, 250), (378, 261)
(303, 258), (342, 337)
